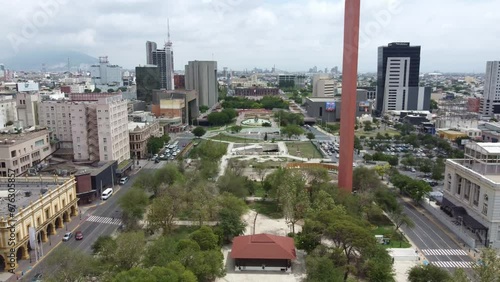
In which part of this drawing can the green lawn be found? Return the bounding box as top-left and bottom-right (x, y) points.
(285, 142), (322, 159)
(248, 201), (283, 219)
(371, 225), (411, 248)
(208, 133), (258, 143)
(355, 129), (400, 138)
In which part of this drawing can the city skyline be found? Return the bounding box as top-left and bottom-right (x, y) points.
(1, 0), (500, 72)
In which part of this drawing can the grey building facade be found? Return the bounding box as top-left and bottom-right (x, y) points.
(305, 90), (373, 123)
(185, 61), (218, 108)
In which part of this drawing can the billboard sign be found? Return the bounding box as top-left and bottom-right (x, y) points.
(17, 82), (39, 92)
(358, 101), (370, 112)
(325, 102), (336, 112)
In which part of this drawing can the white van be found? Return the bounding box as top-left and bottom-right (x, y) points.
(101, 188), (113, 200)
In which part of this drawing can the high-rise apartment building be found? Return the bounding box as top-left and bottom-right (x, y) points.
(146, 41), (157, 65)
(480, 61), (500, 116)
(90, 56), (123, 90)
(136, 65), (161, 102)
(0, 64), (5, 81)
(149, 23), (175, 91)
(38, 93), (130, 163)
(16, 93), (39, 127)
(185, 61), (218, 108)
(376, 42), (430, 115)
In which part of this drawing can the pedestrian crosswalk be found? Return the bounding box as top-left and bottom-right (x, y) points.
(86, 215), (122, 226)
(430, 261), (475, 268)
(422, 249), (468, 256)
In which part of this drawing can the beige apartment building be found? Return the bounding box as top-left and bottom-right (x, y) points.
(38, 93), (130, 163)
(129, 120), (161, 159)
(16, 93), (39, 127)
(0, 176), (78, 271)
(0, 128), (53, 177)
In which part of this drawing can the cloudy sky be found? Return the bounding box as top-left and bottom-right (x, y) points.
(1, 0), (499, 73)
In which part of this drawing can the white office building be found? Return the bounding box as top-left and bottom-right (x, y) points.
(90, 56), (123, 90)
(480, 61), (500, 116)
(0, 96), (17, 128)
(443, 142), (500, 249)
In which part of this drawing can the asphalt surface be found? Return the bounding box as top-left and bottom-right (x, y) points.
(400, 198), (476, 273)
(19, 139), (188, 281)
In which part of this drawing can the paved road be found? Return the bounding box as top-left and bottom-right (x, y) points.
(20, 160), (162, 281)
(399, 198), (475, 273)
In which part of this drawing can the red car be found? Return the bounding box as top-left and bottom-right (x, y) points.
(75, 231), (83, 240)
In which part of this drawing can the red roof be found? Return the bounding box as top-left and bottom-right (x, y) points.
(230, 234), (297, 260)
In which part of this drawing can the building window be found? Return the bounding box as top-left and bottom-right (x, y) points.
(482, 194), (488, 215)
(473, 185), (480, 207)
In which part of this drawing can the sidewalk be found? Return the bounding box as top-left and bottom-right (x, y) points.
(7, 205), (96, 282)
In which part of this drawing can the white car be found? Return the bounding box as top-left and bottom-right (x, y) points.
(62, 232), (73, 241)
(153, 154), (158, 159)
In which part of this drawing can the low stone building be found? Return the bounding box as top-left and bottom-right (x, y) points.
(0, 176), (78, 272)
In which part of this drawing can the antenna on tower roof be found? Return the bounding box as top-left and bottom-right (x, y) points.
(167, 19), (170, 42)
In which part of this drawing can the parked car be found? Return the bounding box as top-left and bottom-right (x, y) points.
(62, 232), (73, 241)
(75, 231), (83, 240)
(119, 176), (129, 185)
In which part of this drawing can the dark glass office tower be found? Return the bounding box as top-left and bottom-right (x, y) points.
(136, 66), (161, 102)
(376, 42), (421, 115)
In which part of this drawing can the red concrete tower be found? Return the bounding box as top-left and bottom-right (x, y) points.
(338, 0), (361, 192)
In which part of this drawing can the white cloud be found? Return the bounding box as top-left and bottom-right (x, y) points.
(0, 0), (499, 72)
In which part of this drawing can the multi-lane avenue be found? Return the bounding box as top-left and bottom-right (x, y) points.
(400, 198), (476, 274)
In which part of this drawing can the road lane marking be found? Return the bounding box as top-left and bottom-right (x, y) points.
(86, 215), (122, 225)
(430, 261), (475, 268)
(422, 249), (468, 256)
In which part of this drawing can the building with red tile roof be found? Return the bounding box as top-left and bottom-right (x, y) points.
(230, 234), (296, 272)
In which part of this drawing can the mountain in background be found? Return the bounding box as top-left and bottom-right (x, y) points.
(1, 49), (98, 71)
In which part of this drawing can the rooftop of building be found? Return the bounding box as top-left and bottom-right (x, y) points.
(0, 127), (48, 144)
(0, 177), (68, 217)
(466, 142), (500, 155)
(128, 121), (153, 131)
(306, 97), (339, 102)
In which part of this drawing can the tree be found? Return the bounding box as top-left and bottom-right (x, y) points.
(449, 268), (470, 282)
(207, 112), (230, 125)
(306, 132), (315, 141)
(229, 125), (242, 133)
(281, 124), (304, 139)
(113, 268), (157, 282)
(389, 208), (415, 247)
(374, 164), (391, 180)
(107, 88), (115, 93)
(305, 248), (345, 282)
(473, 247), (500, 282)
(192, 126), (206, 138)
(93, 87), (101, 93)
(279, 170), (308, 233)
(92, 235), (115, 255)
(5, 120), (13, 126)
(190, 226), (219, 251)
(112, 231), (146, 271)
(147, 136), (165, 155)
(84, 89), (92, 93)
(118, 188), (149, 229)
(430, 99), (439, 110)
(406, 180), (432, 202)
(364, 121), (374, 131)
(199, 105), (209, 113)
(353, 166), (383, 192)
(217, 208), (246, 242)
(44, 245), (100, 281)
(148, 184), (186, 234)
(407, 264), (451, 282)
